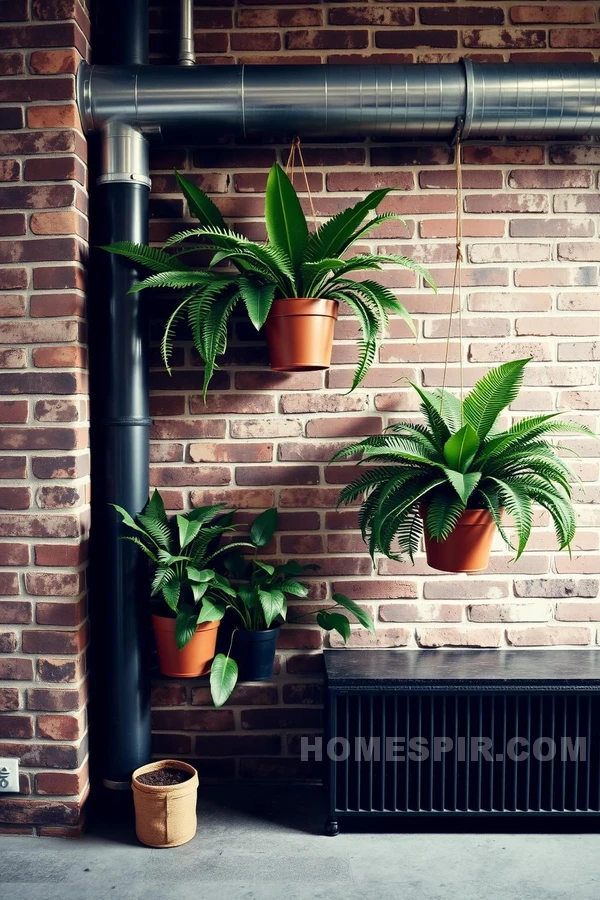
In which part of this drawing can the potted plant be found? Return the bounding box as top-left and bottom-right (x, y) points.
(132, 758), (198, 848)
(332, 358), (590, 573)
(113, 491), (251, 678)
(207, 508), (375, 707)
(102, 164), (435, 397)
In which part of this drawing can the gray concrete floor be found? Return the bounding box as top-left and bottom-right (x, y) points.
(2, 785), (600, 899)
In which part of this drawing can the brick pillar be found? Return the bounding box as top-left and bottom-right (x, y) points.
(0, 0), (90, 835)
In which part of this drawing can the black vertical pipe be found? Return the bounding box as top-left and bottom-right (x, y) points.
(88, 0), (152, 794)
(94, 0), (149, 67)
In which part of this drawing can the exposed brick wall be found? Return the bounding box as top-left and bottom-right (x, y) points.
(147, 1), (600, 780)
(0, 0), (90, 833)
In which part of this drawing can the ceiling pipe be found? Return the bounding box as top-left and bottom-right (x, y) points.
(88, 0), (152, 798)
(78, 61), (600, 142)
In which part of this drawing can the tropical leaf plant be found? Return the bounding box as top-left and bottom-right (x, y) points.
(331, 358), (592, 563)
(210, 508), (376, 707)
(112, 491), (251, 650)
(102, 164), (436, 398)
(115, 497), (376, 707)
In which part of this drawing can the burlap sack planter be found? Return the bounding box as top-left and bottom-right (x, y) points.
(132, 759), (199, 848)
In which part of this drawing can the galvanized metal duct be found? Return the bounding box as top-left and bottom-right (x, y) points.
(78, 60), (600, 142)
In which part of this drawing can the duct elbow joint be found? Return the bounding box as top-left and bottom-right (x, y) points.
(99, 121), (151, 189)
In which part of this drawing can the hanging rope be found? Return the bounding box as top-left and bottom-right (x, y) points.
(440, 118), (465, 425)
(285, 136), (319, 231)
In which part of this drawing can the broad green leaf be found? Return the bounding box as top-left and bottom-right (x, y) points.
(443, 468), (481, 504)
(250, 508), (278, 547)
(175, 170), (227, 230)
(254, 559), (275, 576)
(190, 582), (208, 604)
(111, 503), (146, 537)
(443, 424), (480, 473)
(187, 567), (216, 583)
(196, 597), (226, 623)
(238, 585), (257, 608)
(175, 604), (198, 649)
(280, 579), (308, 598)
(210, 653), (238, 708)
(317, 610), (351, 643)
(265, 163), (307, 273)
(259, 589), (286, 627)
(238, 278), (276, 330)
(332, 592), (376, 634)
(177, 515), (203, 550)
(278, 560), (308, 576)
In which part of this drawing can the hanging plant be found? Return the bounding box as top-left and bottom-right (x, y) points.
(331, 358), (591, 574)
(102, 162), (435, 397)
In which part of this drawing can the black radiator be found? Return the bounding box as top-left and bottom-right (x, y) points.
(322, 650), (600, 834)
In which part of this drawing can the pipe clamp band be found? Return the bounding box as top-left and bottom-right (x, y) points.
(462, 58), (475, 139)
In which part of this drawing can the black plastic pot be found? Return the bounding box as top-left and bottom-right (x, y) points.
(232, 627), (280, 681)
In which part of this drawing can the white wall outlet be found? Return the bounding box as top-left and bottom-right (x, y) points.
(0, 758), (19, 792)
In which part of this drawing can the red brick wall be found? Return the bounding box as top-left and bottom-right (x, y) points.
(0, 1), (90, 833)
(147, 1), (600, 780)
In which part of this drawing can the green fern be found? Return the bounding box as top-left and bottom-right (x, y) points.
(333, 359), (592, 564)
(103, 165), (435, 397)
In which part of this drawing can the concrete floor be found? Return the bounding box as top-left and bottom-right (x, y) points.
(2, 785), (600, 899)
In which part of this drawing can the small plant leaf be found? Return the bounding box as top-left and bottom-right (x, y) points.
(210, 653), (239, 708)
(443, 423), (480, 473)
(196, 597), (226, 623)
(332, 592), (376, 634)
(177, 515), (203, 550)
(317, 610), (351, 643)
(265, 163), (307, 273)
(280, 579), (309, 598)
(250, 508), (278, 547)
(175, 604), (198, 649)
(187, 567), (216, 583)
(443, 469), (481, 505)
(259, 589), (286, 627)
(238, 278), (276, 330)
(162, 580), (181, 612)
(175, 170), (227, 230)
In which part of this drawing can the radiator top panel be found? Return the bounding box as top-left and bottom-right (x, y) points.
(324, 649), (600, 692)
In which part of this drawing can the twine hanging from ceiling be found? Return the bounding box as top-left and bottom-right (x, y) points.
(285, 136), (319, 231)
(440, 127), (465, 425)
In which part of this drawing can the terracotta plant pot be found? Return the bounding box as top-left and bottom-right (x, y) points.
(232, 626), (280, 681)
(265, 298), (339, 371)
(152, 614), (219, 678)
(422, 507), (496, 574)
(132, 759), (198, 848)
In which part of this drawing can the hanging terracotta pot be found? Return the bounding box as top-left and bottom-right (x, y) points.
(132, 759), (198, 848)
(265, 298), (339, 371)
(152, 614), (219, 678)
(421, 507), (496, 574)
